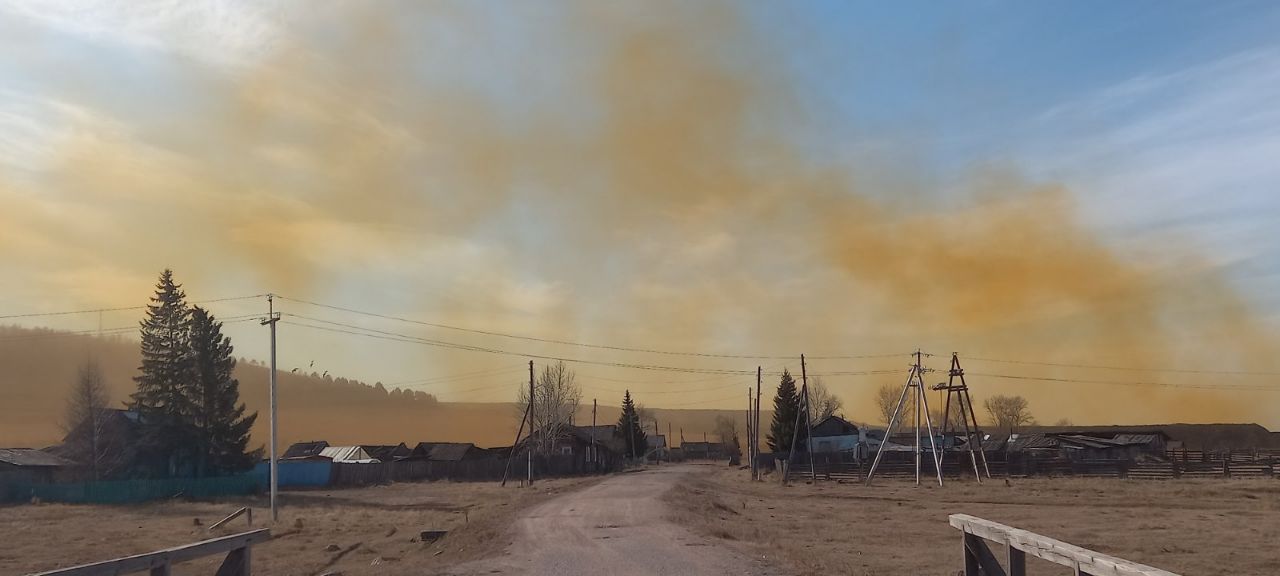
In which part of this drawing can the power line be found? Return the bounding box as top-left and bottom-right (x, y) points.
(963, 356), (1280, 377)
(0, 315), (262, 343)
(280, 315), (768, 375)
(276, 295), (903, 361)
(969, 371), (1280, 392)
(0, 294), (268, 320)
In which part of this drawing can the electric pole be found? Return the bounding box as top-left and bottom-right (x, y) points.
(260, 294), (281, 523)
(591, 398), (597, 471)
(528, 360), (534, 486)
(801, 354), (816, 484)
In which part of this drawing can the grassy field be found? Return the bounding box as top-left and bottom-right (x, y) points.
(1, 476), (598, 576)
(666, 464), (1280, 576)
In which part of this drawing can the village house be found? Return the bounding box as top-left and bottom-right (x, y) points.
(0, 448), (81, 484)
(809, 415), (861, 454)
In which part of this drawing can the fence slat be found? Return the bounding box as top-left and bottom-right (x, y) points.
(951, 514), (1178, 576)
(30, 529), (270, 576)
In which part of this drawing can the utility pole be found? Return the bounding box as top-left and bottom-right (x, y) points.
(746, 387), (753, 475)
(500, 397), (529, 487)
(653, 418), (660, 462)
(528, 360), (534, 486)
(260, 294), (281, 523)
(591, 398), (597, 471)
(802, 354), (816, 484)
(747, 368), (757, 481)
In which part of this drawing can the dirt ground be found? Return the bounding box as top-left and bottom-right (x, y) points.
(1, 476), (599, 576)
(666, 464), (1280, 576)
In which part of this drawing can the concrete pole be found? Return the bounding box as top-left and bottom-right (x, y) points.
(260, 295), (280, 523)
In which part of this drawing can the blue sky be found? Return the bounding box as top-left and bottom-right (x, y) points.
(1, 1), (1278, 424)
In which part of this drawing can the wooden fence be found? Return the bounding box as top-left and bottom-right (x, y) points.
(329, 454), (610, 487)
(951, 514), (1177, 575)
(28, 529), (270, 576)
(793, 451), (1276, 482)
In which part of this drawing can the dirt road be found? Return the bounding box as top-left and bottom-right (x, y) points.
(439, 465), (779, 576)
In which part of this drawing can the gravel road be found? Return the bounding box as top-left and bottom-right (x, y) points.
(439, 465), (779, 576)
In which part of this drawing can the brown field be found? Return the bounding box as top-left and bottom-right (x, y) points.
(0, 476), (598, 576)
(666, 464), (1280, 576)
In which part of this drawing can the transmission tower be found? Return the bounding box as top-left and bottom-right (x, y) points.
(865, 350), (943, 486)
(931, 353), (991, 482)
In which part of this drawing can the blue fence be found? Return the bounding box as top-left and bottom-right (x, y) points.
(1, 475), (259, 504)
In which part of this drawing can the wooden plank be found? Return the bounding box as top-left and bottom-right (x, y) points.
(30, 529), (271, 576)
(1007, 543), (1026, 576)
(214, 547), (249, 576)
(209, 507), (250, 531)
(963, 533), (1006, 576)
(950, 515), (1178, 576)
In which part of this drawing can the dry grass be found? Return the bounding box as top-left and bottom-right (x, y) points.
(666, 464), (1280, 576)
(1, 476), (599, 575)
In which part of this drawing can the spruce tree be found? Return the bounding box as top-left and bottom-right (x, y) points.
(767, 369), (804, 454)
(614, 390), (647, 459)
(189, 306), (261, 476)
(131, 269), (195, 476)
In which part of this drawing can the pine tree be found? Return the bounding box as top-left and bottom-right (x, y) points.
(131, 269), (196, 476)
(614, 390), (647, 459)
(189, 306), (261, 476)
(767, 369), (805, 454)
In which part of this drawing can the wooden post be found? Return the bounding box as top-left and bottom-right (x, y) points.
(528, 360), (535, 486)
(1007, 542), (1026, 576)
(801, 354), (817, 485)
(963, 532), (980, 576)
(747, 366), (757, 478)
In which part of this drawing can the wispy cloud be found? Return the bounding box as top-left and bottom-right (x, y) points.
(1020, 47), (1280, 317)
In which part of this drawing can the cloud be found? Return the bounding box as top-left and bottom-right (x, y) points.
(0, 0), (282, 69)
(1020, 47), (1280, 320)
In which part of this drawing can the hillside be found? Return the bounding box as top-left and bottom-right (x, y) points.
(0, 326), (754, 450)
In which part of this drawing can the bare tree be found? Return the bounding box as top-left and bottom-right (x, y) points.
(984, 395), (1035, 429)
(63, 361), (112, 480)
(874, 383), (900, 426)
(517, 361), (583, 455)
(713, 415), (741, 459)
(806, 377), (843, 424)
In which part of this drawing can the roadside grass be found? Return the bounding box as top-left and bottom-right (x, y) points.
(665, 465), (1280, 576)
(1, 476), (600, 576)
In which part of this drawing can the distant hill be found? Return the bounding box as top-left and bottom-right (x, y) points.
(0, 326), (756, 450)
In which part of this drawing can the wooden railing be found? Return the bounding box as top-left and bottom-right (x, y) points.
(29, 529), (271, 576)
(950, 514), (1178, 576)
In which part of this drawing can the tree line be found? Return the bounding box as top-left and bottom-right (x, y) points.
(64, 269), (260, 479)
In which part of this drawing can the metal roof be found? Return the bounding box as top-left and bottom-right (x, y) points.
(1112, 434), (1163, 446)
(320, 446), (378, 463)
(0, 448), (78, 467)
(283, 441), (329, 459)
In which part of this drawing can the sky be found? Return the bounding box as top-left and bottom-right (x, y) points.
(1, 1), (1279, 426)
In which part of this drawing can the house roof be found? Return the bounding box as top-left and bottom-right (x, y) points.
(413, 442), (477, 461)
(811, 415), (859, 437)
(1112, 434), (1164, 446)
(284, 441), (330, 459)
(0, 448), (78, 467)
(646, 435), (667, 449)
(362, 444), (410, 461)
(320, 446), (378, 463)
